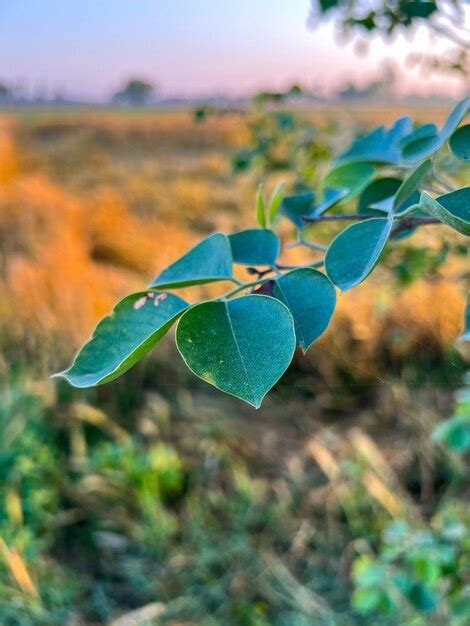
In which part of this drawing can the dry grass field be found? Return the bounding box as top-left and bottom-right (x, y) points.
(0, 105), (464, 365)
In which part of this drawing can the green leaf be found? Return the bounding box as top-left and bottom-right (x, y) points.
(439, 96), (470, 142)
(399, 123), (437, 149)
(352, 556), (384, 587)
(229, 229), (280, 266)
(358, 177), (402, 215)
(268, 181), (285, 223)
(352, 587), (383, 614)
(449, 124), (470, 162)
(402, 97), (470, 162)
(54, 292), (188, 387)
(176, 295), (295, 408)
(280, 191), (315, 228)
(406, 583), (438, 613)
(411, 555), (440, 586)
(280, 189), (347, 227)
(326, 217), (392, 291)
(401, 134), (439, 162)
(420, 188), (470, 236)
(255, 184), (266, 228)
(393, 159), (432, 213)
(324, 162), (375, 200)
(337, 117), (412, 165)
(312, 187), (348, 215)
(150, 232), (233, 289)
(273, 269), (336, 352)
(432, 416), (470, 452)
(371, 191), (421, 218)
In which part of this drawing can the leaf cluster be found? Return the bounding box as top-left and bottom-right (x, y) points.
(56, 99), (470, 406)
(351, 513), (470, 620)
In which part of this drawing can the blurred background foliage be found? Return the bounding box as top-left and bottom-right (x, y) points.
(0, 101), (468, 624)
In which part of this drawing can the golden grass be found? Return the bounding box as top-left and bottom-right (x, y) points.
(0, 107), (465, 372)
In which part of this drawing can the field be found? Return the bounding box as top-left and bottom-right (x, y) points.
(0, 105), (468, 625)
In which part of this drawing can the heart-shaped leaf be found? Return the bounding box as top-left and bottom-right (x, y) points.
(229, 229), (280, 266)
(393, 159), (432, 213)
(324, 162), (375, 200)
(273, 268), (336, 352)
(420, 189), (470, 235)
(176, 295), (295, 407)
(337, 117), (412, 165)
(281, 191), (315, 228)
(449, 124), (470, 162)
(150, 232), (233, 289)
(358, 178), (402, 215)
(54, 292), (188, 387)
(326, 217), (393, 291)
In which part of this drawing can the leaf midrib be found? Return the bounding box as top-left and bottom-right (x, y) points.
(224, 302), (255, 405)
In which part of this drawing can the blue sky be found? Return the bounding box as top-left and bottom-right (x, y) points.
(0, 0), (465, 100)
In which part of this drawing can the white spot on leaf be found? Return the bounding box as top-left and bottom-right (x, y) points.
(133, 296), (147, 310)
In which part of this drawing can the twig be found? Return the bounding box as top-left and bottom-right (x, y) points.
(220, 259), (324, 299)
(302, 212), (443, 235)
(391, 216), (441, 238)
(286, 239), (327, 252)
(220, 277), (273, 299)
(301, 240), (327, 252)
(302, 213), (374, 223)
(276, 260), (324, 270)
(246, 266), (272, 278)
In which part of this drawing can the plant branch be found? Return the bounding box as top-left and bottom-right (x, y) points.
(286, 238), (327, 252)
(391, 216), (441, 238)
(276, 260), (324, 270)
(220, 278), (272, 300)
(302, 213), (374, 223)
(246, 266), (273, 278)
(220, 259), (324, 300)
(302, 212), (443, 236)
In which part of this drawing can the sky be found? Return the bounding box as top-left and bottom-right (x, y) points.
(0, 0), (466, 101)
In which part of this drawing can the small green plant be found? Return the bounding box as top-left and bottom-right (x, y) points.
(55, 98), (470, 407)
(351, 512), (470, 623)
(432, 375), (470, 452)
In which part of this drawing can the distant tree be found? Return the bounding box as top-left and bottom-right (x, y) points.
(308, 0), (469, 75)
(337, 61), (397, 100)
(112, 79), (155, 106)
(0, 83), (10, 103)
(252, 84), (306, 106)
